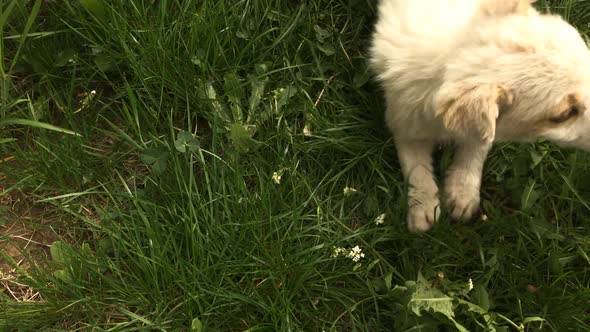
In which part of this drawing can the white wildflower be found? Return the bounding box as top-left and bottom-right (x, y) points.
(331, 246), (346, 258)
(303, 125), (312, 137)
(90, 90), (96, 95)
(481, 214), (488, 221)
(272, 171), (282, 184)
(374, 213), (386, 225)
(468, 278), (474, 291)
(347, 245), (365, 262)
(343, 187), (357, 196)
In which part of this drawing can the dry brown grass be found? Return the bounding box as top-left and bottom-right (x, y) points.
(1, 189), (58, 303)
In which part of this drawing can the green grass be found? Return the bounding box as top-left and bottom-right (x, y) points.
(1, 0), (590, 330)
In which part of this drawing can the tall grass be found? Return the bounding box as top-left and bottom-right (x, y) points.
(1, 0), (589, 330)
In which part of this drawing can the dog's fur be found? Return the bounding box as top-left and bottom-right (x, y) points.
(370, 0), (590, 232)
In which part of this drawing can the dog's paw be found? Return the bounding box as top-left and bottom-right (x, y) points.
(407, 198), (440, 233)
(445, 185), (480, 221)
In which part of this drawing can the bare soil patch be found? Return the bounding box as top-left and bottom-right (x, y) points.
(1, 190), (57, 302)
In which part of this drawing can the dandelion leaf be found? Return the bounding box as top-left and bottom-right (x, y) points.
(471, 284), (491, 311)
(407, 277), (454, 318)
(394, 274), (469, 332)
(230, 123), (259, 153)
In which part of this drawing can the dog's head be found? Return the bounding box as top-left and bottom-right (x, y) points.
(435, 9), (590, 151)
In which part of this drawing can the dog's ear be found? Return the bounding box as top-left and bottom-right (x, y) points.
(435, 83), (513, 144)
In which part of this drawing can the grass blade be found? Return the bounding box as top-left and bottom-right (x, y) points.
(0, 118), (81, 136)
(9, 0), (42, 72)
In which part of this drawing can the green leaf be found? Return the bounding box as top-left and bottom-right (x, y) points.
(408, 275), (451, 314)
(97, 237), (114, 255)
(0, 118), (81, 136)
(174, 130), (200, 153)
(384, 271), (393, 290)
(370, 277), (387, 294)
(248, 74), (267, 113)
(50, 241), (70, 264)
(522, 317), (545, 324)
(471, 284), (491, 311)
(80, 0), (108, 18)
(191, 318), (203, 332)
(406, 274), (469, 332)
(141, 147), (169, 174)
(54, 48), (76, 67)
(457, 299), (488, 315)
(197, 80), (230, 123)
(317, 42), (336, 56)
(255, 62), (271, 75)
(529, 149), (546, 168)
(314, 24), (332, 41)
(408, 286), (455, 318)
(389, 284), (408, 302)
(447, 317), (470, 332)
(230, 123), (259, 153)
(21, 54), (46, 73)
(276, 85), (298, 111)
(236, 29), (249, 39)
(53, 269), (71, 282)
(224, 72), (243, 122)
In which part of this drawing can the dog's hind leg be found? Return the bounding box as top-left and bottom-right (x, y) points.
(444, 141), (492, 221)
(396, 139), (440, 233)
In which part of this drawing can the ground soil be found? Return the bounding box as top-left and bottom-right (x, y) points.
(1, 189), (57, 302)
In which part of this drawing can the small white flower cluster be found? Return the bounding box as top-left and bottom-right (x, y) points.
(374, 213), (386, 225)
(331, 246), (346, 258)
(331, 245), (365, 262)
(343, 186), (357, 196)
(468, 278), (474, 291)
(347, 245), (365, 262)
(303, 125), (312, 137)
(272, 171), (282, 184)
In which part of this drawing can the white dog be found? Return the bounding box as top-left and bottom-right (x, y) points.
(370, 0), (590, 232)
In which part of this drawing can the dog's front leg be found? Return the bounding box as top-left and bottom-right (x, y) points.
(396, 139), (440, 232)
(444, 141), (492, 221)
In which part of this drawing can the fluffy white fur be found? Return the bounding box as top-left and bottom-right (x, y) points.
(370, 0), (590, 232)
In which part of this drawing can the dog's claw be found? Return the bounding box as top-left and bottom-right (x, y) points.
(445, 189), (480, 221)
(407, 198), (440, 232)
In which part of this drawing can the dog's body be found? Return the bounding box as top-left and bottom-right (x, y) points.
(370, 0), (590, 232)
